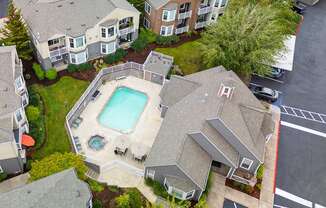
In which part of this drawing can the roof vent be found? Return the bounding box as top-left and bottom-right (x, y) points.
(57, 4), (62, 7)
(81, 24), (86, 27)
(27, 190), (31, 194)
(218, 83), (235, 99)
(70, 1), (74, 4)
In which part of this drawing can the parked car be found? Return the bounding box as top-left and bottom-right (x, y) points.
(249, 84), (279, 102)
(268, 67), (285, 79)
(292, 1), (306, 14)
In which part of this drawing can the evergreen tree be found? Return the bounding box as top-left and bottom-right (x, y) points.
(0, 1), (32, 60)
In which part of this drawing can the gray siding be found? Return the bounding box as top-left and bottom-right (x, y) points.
(145, 165), (203, 201)
(0, 157), (24, 174)
(189, 133), (235, 168)
(160, 105), (168, 118)
(87, 42), (101, 60)
(208, 118), (260, 174)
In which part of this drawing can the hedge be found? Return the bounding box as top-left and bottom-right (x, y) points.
(67, 63), (92, 72)
(155, 35), (180, 46)
(32, 63), (45, 80)
(45, 68), (57, 80)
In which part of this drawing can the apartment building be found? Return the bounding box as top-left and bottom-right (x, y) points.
(143, 0), (228, 36)
(0, 46), (29, 175)
(14, 0), (140, 70)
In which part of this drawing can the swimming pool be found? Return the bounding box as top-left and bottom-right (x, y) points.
(98, 86), (148, 133)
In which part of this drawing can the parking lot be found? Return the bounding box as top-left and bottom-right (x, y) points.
(249, 2), (326, 207)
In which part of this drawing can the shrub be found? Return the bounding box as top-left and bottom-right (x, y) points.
(93, 199), (103, 208)
(127, 189), (142, 208)
(45, 68), (57, 80)
(202, 172), (213, 197)
(0, 172), (7, 182)
(108, 185), (120, 193)
(131, 36), (148, 53)
(155, 35), (180, 46)
(32, 63), (45, 80)
(87, 178), (105, 192)
(256, 183), (262, 191)
(256, 164), (264, 181)
(145, 178), (168, 199)
(104, 49), (127, 64)
(139, 28), (157, 44)
(29, 152), (88, 181)
(26, 106), (40, 122)
(115, 193), (131, 208)
(194, 196), (208, 208)
(67, 64), (78, 72)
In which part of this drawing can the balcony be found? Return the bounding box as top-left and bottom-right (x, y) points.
(178, 10), (192, 19)
(195, 21), (209, 29)
(118, 25), (135, 36)
(175, 25), (189, 35)
(49, 46), (68, 59)
(197, 5), (213, 15)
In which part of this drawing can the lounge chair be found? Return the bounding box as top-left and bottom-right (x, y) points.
(91, 90), (101, 101)
(75, 117), (83, 125)
(72, 122), (79, 129)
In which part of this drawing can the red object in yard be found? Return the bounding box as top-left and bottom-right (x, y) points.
(22, 134), (35, 147)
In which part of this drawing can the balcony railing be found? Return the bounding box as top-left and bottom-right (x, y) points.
(118, 26), (135, 36)
(195, 21), (209, 29)
(49, 46), (68, 58)
(197, 5), (213, 15)
(178, 10), (192, 19)
(175, 25), (189, 35)
(231, 169), (257, 186)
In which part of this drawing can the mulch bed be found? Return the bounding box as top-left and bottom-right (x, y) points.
(225, 178), (261, 199)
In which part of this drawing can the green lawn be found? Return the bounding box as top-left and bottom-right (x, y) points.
(155, 40), (204, 75)
(31, 76), (89, 160)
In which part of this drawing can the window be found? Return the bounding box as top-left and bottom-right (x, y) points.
(160, 25), (173, 36)
(70, 51), (87, 64)
(146, 169), (155, 180)
(162, 10), (176, 22)
(145, 2), (151, 14)
(15, 110), (22, 122)
(171, 187), (184, 199)
(101, 42), (116, 54)
(0, 166), (3, 173)
(185, 190), (195, 199)
(107, 27), (115, 37)
(69, 36), (86, 48)
(101, 28), (106, 38)
(240, 158), (253, 170)
(15, 76), (23, 90)
(22, 93), (28, 107)
(143, 18), (150, 29)
(221, 0), (227, 7)
(48, 39), (59, 46)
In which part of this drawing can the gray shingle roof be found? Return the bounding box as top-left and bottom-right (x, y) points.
(13, 0), (140, 42)
(144, 51), (173, 76)
(165, 175), (196, 193)
(0, 168), (92, 208)
(147, 0), (169, 9)
(0, 46), (22, 143)
(146, 66), (274, 189)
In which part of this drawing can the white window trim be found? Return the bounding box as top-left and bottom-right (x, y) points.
(100, 42), (116, 55)
(162, 10), (176, 22)
(15, 109), (23, 123)
(146, 169), (155, 180)
(160, 25), (174, 36)
(143, 17), (150, 29)
(145, 2), (151, 15)
(70, 50), (88, 64)
(22, 93), (28, 107)
(69, 36), (86, 49)
(101, 27), (107, 38)
(0, 165), (3, 173)
(240, 158), (253, 170)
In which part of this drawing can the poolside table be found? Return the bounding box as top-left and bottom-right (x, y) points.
(114, 135), (130, 154)
(131, 143), (148, 161)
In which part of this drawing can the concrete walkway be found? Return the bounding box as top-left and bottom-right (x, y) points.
(207, 105), (280, 208)
(0, 173), (30, 193)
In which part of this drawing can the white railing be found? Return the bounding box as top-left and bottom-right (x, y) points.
(195, 21), (209, 29)
(178, 10), (192, 19)
(101, 160), (144, 177)
(118, 26), (135, 36)
(197, 5), (213, 15)
(175, 25), (189, 35)
(49, 46), (68, 58)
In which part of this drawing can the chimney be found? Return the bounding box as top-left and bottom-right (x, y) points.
(218, 83), (235, 99)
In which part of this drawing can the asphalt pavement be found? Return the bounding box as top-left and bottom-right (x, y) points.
(251, 1), (326, 207)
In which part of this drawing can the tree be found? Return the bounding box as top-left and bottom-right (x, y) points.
(200, 4), (286, 79)
(0, 1), (32, 60)
(26, 106), (40, 122)
(29, 152), (88, 181)
(115, 193), (131, 208)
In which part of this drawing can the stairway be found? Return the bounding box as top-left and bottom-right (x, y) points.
(86, 168), (99, 180)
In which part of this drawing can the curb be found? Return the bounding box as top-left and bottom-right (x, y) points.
(273, 119), (281, 193)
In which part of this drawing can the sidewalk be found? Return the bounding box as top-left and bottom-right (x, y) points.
(207, 105), (281, 208)
(0, 173), (30, 193)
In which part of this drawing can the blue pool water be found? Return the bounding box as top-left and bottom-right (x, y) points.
(88, 135), (105, 151)
(98, 87), (148, 133)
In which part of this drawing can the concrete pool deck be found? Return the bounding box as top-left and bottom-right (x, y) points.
(71, 76), (163, 181)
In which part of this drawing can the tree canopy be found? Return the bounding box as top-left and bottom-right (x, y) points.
(29, 152), (88, 181)
(200, 4), (287, 79)
(0, 1), (32, 60)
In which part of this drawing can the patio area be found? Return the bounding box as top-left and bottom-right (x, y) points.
(71, 76), (163, 179)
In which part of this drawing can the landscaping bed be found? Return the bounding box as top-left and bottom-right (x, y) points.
(225, 178), (261, 199)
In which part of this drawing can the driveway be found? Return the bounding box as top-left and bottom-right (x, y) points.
(250, 2), (326, 207)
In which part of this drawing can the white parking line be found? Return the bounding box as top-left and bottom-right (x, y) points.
(281, 121), (326, 138)
(315, 204), (326, 208)
(274, 205), (289, 208)
(275, 188), (313, 208)
(280, 105), (326, 124)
